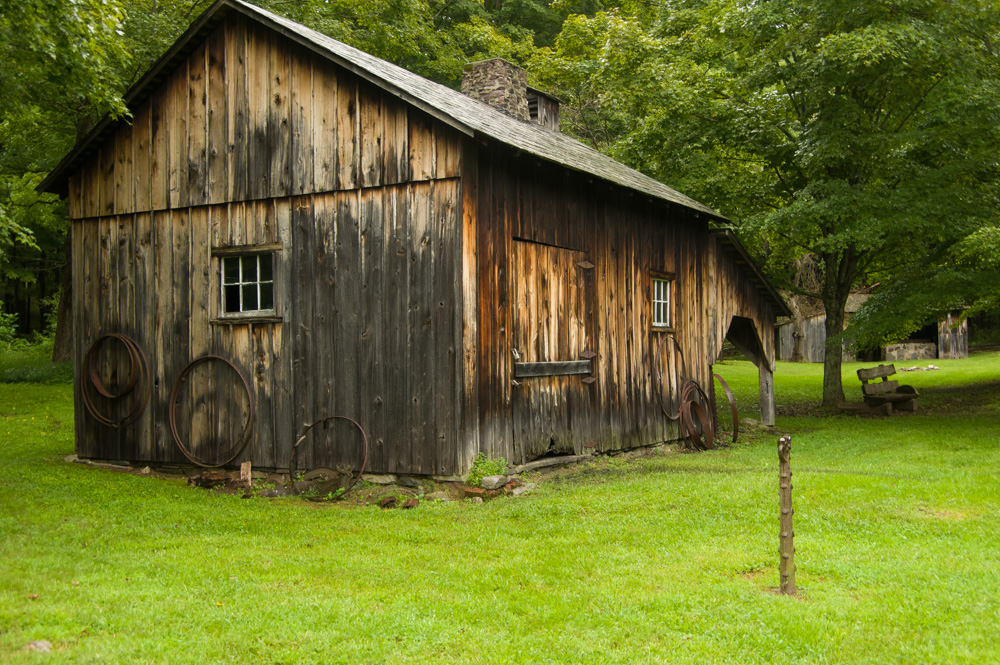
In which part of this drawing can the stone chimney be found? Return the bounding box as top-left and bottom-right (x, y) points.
(461, 58), (530, 122)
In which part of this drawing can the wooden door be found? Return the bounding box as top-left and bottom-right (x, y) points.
(510, 239), (594, 462)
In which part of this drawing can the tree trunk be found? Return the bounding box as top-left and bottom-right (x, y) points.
(820, 248), (858, 407)
(51, 236), (72, 363)
(821, 302), (846, 405)
(789, 296), (805, 363)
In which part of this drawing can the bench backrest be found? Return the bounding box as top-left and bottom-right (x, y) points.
(857, 364), (899, 396)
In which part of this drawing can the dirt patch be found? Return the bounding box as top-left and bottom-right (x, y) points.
(914, 506), (968, 521)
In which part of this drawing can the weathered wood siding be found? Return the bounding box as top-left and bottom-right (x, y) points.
(937, 313), (968, 359)
(68, 18), (465, 472)
(472, 149), (777, 465)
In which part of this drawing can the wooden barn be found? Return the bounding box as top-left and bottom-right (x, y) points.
(40, 0), (789, 476)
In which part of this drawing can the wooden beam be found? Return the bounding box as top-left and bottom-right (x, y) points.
(513, 360), (592, 378)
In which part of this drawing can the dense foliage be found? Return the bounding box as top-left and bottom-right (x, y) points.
(2, 0), (999, 407)
(533, 1), (1000, 404)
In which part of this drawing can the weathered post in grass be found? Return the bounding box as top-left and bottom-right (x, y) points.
(778, 435), (796, 595)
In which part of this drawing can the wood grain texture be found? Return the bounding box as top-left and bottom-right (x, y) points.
(65, 15), (780, 474)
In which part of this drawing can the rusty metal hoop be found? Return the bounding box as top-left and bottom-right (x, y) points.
(81, 333), (151, 428)
(288, 416), (370, 492)
(168, 355), (255, 468)
(653, 334), (680, 421)
(713, 373), (739, 444)
(680, 379), (714, 450)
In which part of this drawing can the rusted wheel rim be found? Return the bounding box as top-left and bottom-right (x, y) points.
(168, 355), (255, 468)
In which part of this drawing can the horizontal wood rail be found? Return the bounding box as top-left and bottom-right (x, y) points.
(513, 360), (593, 378)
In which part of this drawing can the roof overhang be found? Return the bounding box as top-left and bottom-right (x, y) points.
(711, 229), (792, 318)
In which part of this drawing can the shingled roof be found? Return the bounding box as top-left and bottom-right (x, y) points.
(40, 0), (719, 218)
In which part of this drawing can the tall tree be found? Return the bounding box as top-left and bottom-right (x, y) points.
(537, 0), (1000, 405)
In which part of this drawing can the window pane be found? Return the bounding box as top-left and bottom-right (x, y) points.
(225, 284), (241, 313)
(242, 284), (258, 311)
(223, 257), (239, 284)
(259, 254), (272, 282)
(260, 282), (274, 310)
(241, 255), (257, 282)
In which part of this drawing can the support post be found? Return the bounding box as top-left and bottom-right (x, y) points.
(759, 362), (775, 427)
(777, 435), (795, 595)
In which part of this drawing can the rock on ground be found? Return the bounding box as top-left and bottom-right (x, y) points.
(24, 641), (52, 652)
(480, 475), (508, 490)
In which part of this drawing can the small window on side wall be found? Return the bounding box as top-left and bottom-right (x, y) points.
(222, 254), (274, 315)
(651, 274), (672, 329)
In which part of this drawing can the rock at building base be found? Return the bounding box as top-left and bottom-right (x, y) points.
(480, 475), (507, 490)
(361, 473), (397, 485)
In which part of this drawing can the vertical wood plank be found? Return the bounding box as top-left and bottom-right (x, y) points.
(312, 60), (337, 193)
(336, 72), (358, 190)
(132, 212), (154, 460)
(334, 190), (362, 470)
(289, 49), (314, 196)
(433, 179), (459, 474)
(167, 63), (189, 209)
(269, 33), (291, 197)
(188, 41), (208, 206)
(360, 187), (386, 472)
(247, 25), (270, 199)
(312, 194), (336, 468)
(188, 207), (212, 462)
(408, 182), (435, 474)
(151, 210), (174, 460)
(100, 144), (115, 216)
(82, 156), (101, 218)
(207, 26), (229, 204)
(382, 94), (409, 185)
(273, 199), (294, 467)
(227, 19), (249, 202)
(67, 173), (83, 219)
(291, 195), (315, 470)
(459, 139), (479, 474)
(359, 82), (383, 188)
(133, 103), (152, 212)
(71, 222), (86, 456)
(436, 126), (460, 179)
(409, 112), (435, 181)
(150, 86), (169, 211)
(385, 184), (411, 473)
(114, 124), (134, 214)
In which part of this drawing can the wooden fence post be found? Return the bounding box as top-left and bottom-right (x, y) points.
(778, 435), (796, 595)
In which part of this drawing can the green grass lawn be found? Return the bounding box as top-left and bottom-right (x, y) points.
(1, 353), (999, 663)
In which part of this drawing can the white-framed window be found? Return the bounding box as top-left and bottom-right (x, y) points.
(221, 254), (274, 315)
(652, 275), (672, 328)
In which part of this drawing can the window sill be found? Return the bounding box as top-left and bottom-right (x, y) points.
(652, 326), (675, 334)
(210, 316), (283, 326)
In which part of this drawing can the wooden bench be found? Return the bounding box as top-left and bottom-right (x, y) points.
(857, 364), (919, 414)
